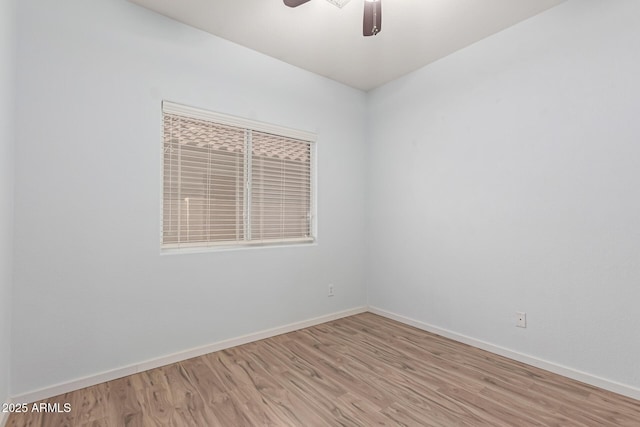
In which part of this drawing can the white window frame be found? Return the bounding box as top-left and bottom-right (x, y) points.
(161, 101), (317, 252)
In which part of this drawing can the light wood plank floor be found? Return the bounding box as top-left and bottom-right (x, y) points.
(7, 313), (640, 426)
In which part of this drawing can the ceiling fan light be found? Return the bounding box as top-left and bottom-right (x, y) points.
(326, 0), (352, 8)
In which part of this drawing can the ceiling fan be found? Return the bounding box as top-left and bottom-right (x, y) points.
(284, 0), (382, 37)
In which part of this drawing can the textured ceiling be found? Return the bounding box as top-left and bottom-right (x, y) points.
(129, 0), (565, 91)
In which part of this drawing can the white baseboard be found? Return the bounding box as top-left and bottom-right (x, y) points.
(11, 305), (639, 407)
(12, 306), (367, 404)
(369, 306), (640, 401)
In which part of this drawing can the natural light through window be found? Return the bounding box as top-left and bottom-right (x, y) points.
(162, 102), (316, 250)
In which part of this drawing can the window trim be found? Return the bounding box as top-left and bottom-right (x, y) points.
(160, 101), (317, 252)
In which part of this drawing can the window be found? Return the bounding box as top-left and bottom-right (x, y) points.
(162, 101), (315, 250)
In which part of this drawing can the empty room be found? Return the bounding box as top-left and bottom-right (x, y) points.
(1, 0), (640, 425)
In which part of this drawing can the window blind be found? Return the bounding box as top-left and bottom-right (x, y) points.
(251, 131), (312, 243)
(162, 102), (315, 249)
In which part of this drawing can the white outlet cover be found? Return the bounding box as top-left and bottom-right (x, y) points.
(516, 312), (527, 328)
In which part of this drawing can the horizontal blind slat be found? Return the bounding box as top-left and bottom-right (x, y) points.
(163, 109), (314, 249)
(250, 130), (312, 242)
(163, 112), (246, 247)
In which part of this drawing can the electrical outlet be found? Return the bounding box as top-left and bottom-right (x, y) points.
(328, 284), (335, 297)
(516, 312), (527, 328)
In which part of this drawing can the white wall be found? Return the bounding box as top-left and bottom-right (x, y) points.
(11, 0), (640, 401)
(0, 0), (16, 407)
(12, 0), (368, 395)
(367, 0), (640, 390)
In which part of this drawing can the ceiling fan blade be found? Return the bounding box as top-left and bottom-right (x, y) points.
(363, 0), (382, 36)
(284, 0), (312, 7)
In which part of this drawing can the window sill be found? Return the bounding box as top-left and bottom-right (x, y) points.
(160, 239), (317, 255)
